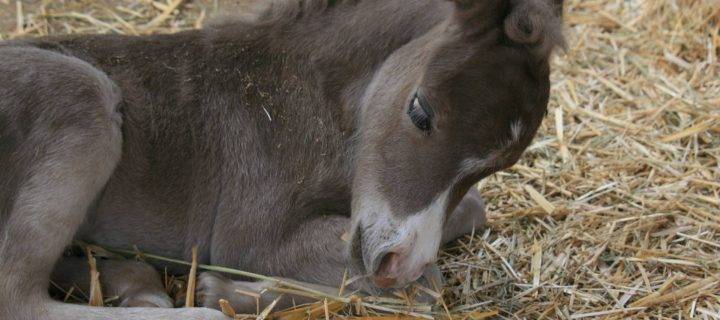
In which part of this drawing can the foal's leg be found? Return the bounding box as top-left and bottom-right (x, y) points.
(197, 190), (486, 312)
(0, 45), (122, 319)
(52, 257), (173, 308)
(197, 215), (348, 313)
(0, 47), (226, 320)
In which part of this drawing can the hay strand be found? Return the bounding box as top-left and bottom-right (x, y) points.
(86, 248), (104, 307)
(218, 298), (237, 318)
(185, 245), (198, 308)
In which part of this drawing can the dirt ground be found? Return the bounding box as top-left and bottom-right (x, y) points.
(1, 0), (718, 319)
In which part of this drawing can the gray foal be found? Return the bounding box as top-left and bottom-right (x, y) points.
(0, 0), (564, 319)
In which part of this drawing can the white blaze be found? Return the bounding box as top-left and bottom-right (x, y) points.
(393, 189), (450, 278)
(510, 120), (523, 143)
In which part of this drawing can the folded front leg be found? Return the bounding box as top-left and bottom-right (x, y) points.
(200, 188), (486, 314)
(201, 212), (452, 313)
(202, 214), (350, 312)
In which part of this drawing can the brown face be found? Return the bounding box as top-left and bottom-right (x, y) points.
(348, 0), (563, 289)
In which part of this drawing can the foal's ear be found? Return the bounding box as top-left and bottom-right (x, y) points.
(503, 0), (565, 56)
(503, 0), (563, 46)
(449, 0), (565, 53)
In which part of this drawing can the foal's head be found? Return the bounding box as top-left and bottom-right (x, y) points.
(349, 0), (564, 289)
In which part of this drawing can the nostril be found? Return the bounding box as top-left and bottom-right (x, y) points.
(376, 251), (399, 275)
(373, 251), (400, 288)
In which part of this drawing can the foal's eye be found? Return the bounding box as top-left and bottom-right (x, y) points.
(408, 93), (433, 132)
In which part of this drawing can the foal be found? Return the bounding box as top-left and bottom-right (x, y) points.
(0, 0), (564, 319)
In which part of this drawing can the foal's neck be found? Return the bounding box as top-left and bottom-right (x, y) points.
(278, 0), (451, 117)
(210, 1), (449, 124)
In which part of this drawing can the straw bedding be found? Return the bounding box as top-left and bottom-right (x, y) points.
(1, 0), (718, 318)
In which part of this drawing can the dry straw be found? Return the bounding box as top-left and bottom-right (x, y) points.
(1, 0), (718, 318)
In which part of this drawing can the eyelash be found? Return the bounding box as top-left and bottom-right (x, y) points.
(408, 93), (433, 132)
